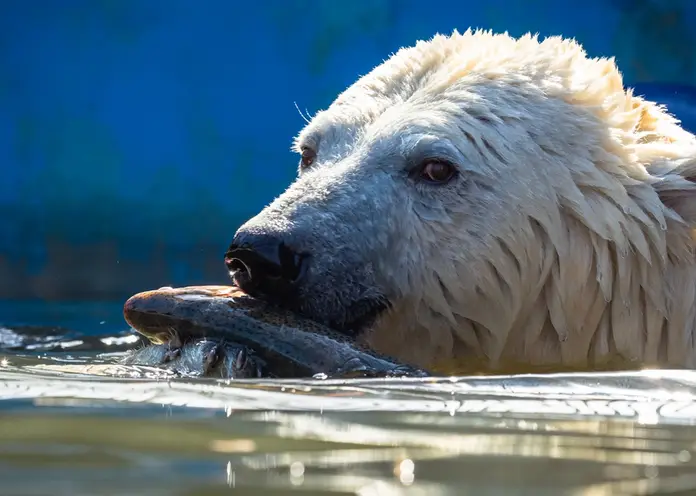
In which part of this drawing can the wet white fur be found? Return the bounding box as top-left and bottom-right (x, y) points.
(292, 30), (696, 371)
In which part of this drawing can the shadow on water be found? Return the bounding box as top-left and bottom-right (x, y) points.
(3, 305), (696, 494)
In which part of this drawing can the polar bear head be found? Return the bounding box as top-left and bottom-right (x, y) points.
(227, 30), (696, 371)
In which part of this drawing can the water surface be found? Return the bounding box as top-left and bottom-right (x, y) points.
(2, 303), (696, 495)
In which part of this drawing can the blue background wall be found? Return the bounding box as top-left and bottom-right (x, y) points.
(2, 0), (696, 302)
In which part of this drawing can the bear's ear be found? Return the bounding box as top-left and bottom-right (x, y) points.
(628, 95), (696, 225)
(651, 160), (696, 226)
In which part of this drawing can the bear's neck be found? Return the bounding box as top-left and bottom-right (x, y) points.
(363, 217), (696, 374)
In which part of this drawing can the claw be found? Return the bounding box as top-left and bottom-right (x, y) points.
(232, 348), (248, 375)
(254, 361), (264, 378)
(202, 342), (223, 375)
(162, 346), (181, 363)
(160, 332), (183, 364)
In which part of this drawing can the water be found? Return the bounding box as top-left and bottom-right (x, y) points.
(2, 303), (696, 495)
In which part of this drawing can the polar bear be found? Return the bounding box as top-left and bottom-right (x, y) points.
(225, 29), (696, 375)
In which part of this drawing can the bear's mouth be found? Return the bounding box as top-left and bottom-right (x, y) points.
(239, 283), (388, 336)
(328, 296), (390, 336)
(276, 294), (389, 337)
(229, 265), (389, 336)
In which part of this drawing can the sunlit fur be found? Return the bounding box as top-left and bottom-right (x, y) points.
(241, 29), (696, 373)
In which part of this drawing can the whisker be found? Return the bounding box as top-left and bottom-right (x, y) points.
(293, 101), (311, 124)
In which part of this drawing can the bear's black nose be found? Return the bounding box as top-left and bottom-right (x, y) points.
(224, 232), (308, 300)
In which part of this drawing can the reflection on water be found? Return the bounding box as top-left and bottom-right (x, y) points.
(2, 310), (696, 495)
(1, 351), (696, 495)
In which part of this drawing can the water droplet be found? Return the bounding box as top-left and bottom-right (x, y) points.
(290, 461), (305, 478)
(395, 458), (415, 486)
(226, 461), (235, 488)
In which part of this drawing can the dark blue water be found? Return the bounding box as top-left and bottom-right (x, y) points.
(0, 300), (126, 335)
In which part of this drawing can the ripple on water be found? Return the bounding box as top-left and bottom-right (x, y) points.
(2, 336), (696, 493)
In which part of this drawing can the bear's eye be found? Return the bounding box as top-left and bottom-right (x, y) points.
(300, 146), (317, 168)
(417, 160), (457, 184)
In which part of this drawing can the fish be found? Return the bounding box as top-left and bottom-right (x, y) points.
(121, 338), (263, 379)
(121, 285), (427, 379)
